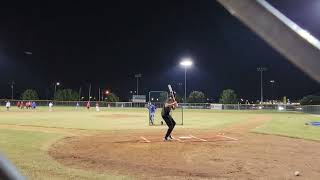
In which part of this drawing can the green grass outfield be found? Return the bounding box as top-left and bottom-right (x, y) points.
(0, 107), (320, 179)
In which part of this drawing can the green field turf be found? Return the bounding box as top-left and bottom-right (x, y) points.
(253, 112), (320, 141)
(0, 107), (319, 179)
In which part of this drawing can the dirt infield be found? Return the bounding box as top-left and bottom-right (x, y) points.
(49, 116), (320, 179)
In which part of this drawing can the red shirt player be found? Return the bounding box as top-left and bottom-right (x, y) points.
(20, 101), (24, 109)
(17, 101), (21, 108)
(26, 101), (31, 109)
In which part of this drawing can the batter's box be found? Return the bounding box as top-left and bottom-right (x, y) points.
(177, 134), (238, 142)
(137, 134), (238, 143)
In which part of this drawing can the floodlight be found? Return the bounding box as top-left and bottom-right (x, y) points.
(180, 58), (193, 103)
(180, 58), (193, 67)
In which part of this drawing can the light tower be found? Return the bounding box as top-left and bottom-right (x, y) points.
(180, 58), (193, 103)
(257, 67), (267, 103)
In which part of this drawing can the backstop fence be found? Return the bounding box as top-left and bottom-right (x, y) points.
(1, 99), (320, 114)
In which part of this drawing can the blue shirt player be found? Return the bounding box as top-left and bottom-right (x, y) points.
(147, 102), (156, 125)
(32, 102), (37, 109)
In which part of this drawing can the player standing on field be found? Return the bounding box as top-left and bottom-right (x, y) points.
(147, 102), (156, 125)
(49, 102), (53, 111)
(86, 101), (90, 110)
(95, 102), (100, 112)
(5, 101), (11, 111)
(161, 97), (178, 141)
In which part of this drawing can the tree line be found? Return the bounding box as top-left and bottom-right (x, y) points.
(19, 88), (239, 104)
(20, 89), (120, 102)
(18, 88), (320, 105)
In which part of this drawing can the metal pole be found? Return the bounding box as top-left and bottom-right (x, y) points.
(98, 88), (100, 101)
(88, 83), (91, 102)
(9, 81), (15, 100)
(271, 81), (274, 103)
(260, 71), (263, 103)
(11, 84), (13, 100)
(78, 87), (82, 101)
(134, 74), (142, 95)
(101, 91), (103, 101)
(0, 153), (25, 180)
(137, 77), (139, 95)
(184, 66), (187, 103)
(257, 67), (267, 104)
(54, 84), (56, 99)
(181, 105), (184, 125)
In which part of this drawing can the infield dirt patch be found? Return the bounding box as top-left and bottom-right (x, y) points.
(49, 116), (320, 179)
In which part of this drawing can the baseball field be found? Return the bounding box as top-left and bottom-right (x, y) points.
(0, 107), (320, 179)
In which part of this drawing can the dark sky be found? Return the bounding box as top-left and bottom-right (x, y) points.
(0, 0), (319, 101)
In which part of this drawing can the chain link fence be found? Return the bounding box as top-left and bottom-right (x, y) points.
(0, 99), (316, 113)
(302, 105), (320, 114)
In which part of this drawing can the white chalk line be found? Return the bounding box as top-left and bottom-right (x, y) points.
(189, 135), (207, 142)
(172, 136), (183, 142)
(216, 135), (238, 141)
(140, 136), (151, 143)
(179, 136), (192, 139)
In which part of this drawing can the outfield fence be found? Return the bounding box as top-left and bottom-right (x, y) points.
(1, 99), (318, 113)
(302, 105), (320, 114)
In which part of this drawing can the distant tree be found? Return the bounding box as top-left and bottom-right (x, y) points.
(54, 89), (79, 101)
(21, 89), (39, 100)
(105, 93), (119, 102)
(300, 95), (320, 105)
(219, 89), (237, 104)
(187, 91), (206, 103)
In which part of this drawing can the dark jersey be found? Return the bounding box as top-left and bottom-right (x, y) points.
(161, 105), (171, 116)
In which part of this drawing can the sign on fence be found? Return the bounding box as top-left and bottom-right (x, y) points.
(132, 95), (146, 103)
(210, 104), (223, 110)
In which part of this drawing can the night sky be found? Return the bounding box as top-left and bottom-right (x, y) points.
(0, 0), (319, 101)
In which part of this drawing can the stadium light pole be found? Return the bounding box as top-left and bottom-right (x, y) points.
(78, 87), (82, 101)
(104, 90), (110, 101)
(180, 58), (193, 103)
(98, 88), (101, 101)
(257, 67), (267, 103)
(88, 83), (91, 102)
(54, 82), (60, 99)
(9, 81), (15, 100)
(270, 80), (275, 104)
(135, 74), (142, 95)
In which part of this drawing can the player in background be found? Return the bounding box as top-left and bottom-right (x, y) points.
(26, 101), (31, 109)
(5, 101), (11, 111)
(32, 101), (37, 109)
(147, 102), (156, 125)
(16, 101), (20, 108)
(76, 102), (80, 109)
(20, 101), (24, 109)
(49, 102), (53, 111)
(86, 101), (90, 110)
(161, 97), (178, 141)
(95, 102), (100, 112)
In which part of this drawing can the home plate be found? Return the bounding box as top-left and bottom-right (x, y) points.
(179, 136), (192, 139)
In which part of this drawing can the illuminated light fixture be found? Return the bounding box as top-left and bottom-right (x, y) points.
(180, 58), (193, 66)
